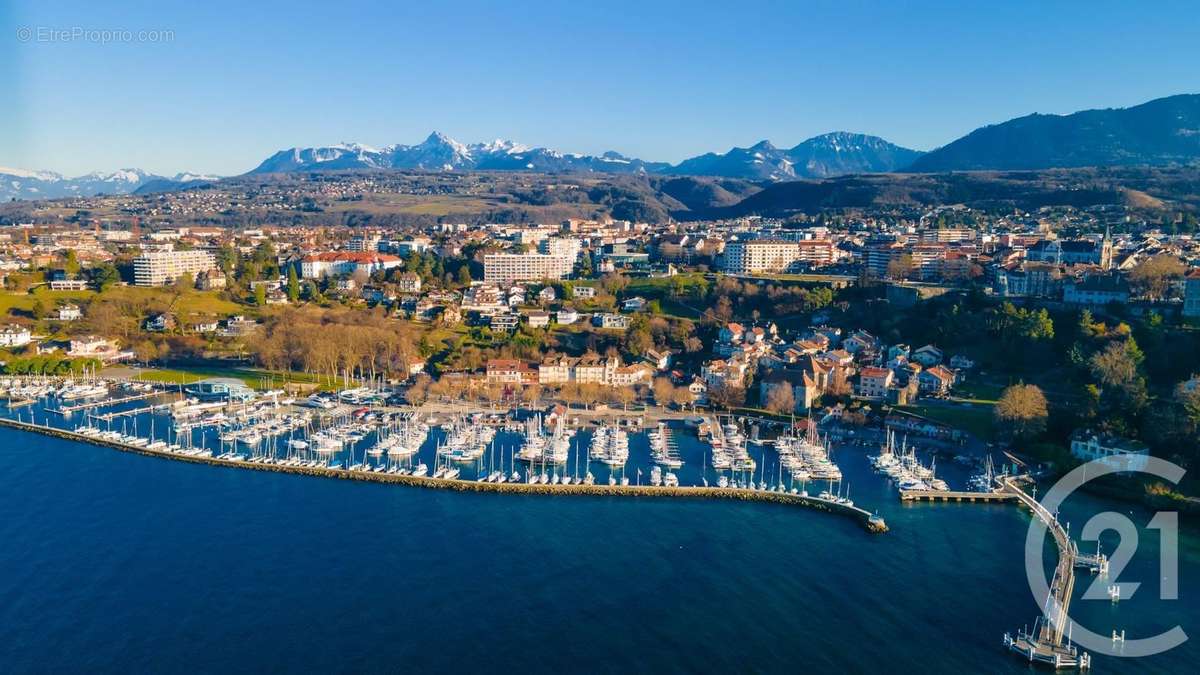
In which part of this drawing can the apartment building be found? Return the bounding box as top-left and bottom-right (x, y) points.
(133, 249), (217, 286)
(721, 239), (835, 274)
(483, 253), (573, 284)
(300, 252), (403, 279)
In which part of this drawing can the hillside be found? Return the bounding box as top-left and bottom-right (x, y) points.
(909, 94), (1200, 172)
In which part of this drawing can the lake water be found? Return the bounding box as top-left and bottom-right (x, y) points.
(0, 407), (1196, 673)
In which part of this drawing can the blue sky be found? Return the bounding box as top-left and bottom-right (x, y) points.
(3, 0), (1198, 176)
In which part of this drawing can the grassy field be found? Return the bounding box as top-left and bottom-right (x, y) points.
(112, 365), (331, 390)
(952, 380), (1005, 404)
(899, 402), (996, 440)
(0, 286), (244, 320)
(0, 287), (95, 316)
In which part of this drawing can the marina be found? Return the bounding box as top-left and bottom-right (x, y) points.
(0, 383), (887, 533)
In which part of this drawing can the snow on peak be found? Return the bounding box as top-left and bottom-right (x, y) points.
(423, 131), (471, 157)
(0, 166), (63, 181)
(475, 138), (529, 155)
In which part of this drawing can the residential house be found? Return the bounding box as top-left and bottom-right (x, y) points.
(593, 313), (630, 330)
(917, 365), (955, 396)
(396, 273), (422, 293)
(489, 313), (520, 333)
(67, 335), (129, 362)
(856, 366), (893, 399)
(144, 314), (176, 332)
(486, 359), (538, 385)
(1070, 430), (1149, 472)
(843, 330), (878, 355)
(644, 349), (673, 372)
(555, 307), (579, 325)
(1063, 273), (1130, 307)
(912, 345), (944, 367)
(55, 304), (82, 321)
(621, 296), (647, 312)
(0, 324), (32, 348)
(524, 310), (551, 328)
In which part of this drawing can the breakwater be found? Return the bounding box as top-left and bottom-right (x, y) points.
(0, 417), (886, 533)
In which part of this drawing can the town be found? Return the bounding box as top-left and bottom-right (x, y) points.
(2, 187), (1199, 492)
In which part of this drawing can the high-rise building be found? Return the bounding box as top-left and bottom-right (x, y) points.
(483, 253), (574, 284)
(721, 239), (833, 274)
(133, 250), (217, 286)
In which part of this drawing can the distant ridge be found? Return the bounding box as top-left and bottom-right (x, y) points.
(909, 94), (1200, 172)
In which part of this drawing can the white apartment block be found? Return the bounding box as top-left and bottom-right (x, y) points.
(538, 237), (582, 261)
(483, 253), (574, 285)
(721, 239), (834, 274)
(133, 250), (217, 286)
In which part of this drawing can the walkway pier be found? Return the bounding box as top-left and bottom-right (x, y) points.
(899, 489), (1017, 503)
(1000, 476), (1091, 670)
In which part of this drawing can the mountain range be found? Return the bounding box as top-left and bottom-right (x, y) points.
(0, 167), (216, 201)
(6, 94), (1200, 201)
(249, 131), (919, 180)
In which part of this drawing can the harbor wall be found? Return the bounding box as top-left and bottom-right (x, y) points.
(0, 417), (887, 533)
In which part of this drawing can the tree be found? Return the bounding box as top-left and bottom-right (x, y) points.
(652, 377), (676, 406)
(613, 386), (636, 410)
(765, 382), (796, 414)
(90, 262), (120, 291)
(1128, 254), (1186, 300)
(709, 383), (746, 410)
(671, 386), (695, 410)
(456, 266), (472, 287)
(63, 249), (80, 276)
(175, 272), (194, 293)
(406, 374), (432, 405)
(994, 384), (1048, 439)
(254, 284), (267, 306)
(31, 298), (47, 320)
(886, 253), (914, 280)
(287, 266), (300, 303)
(1089, 340), (1141, 388)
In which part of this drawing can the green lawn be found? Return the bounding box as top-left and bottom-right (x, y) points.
(0, 287), (96, 316)
(0, 286), (244, 320)
(899, 402), (996, 440)
(113, 365), (331, 391)
(952, 381), (1005, 404)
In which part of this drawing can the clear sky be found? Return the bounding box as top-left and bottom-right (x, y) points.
(3, 0), (1198, 177)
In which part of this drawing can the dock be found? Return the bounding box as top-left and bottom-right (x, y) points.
(49, 390), (167, 415)
(899, 489), (1017, 503)
(0, 416), (887, 534)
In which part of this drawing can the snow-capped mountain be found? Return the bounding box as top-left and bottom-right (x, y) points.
(0, 167), (217, 201)
(249, 131), (920, 180)
(671, 133), (925, 180)
(249, 132), (670, 175)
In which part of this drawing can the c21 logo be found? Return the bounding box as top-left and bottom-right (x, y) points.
(1024, 457), (1188, 657)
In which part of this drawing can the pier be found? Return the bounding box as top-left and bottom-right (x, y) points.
(1000, 476), (1091, 669)
(0, 416), (887, 534)
(49, 390), (169, 415)
(899, 489), (1017, 503)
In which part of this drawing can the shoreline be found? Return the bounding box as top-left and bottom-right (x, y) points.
(0, 416), (887, 534)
